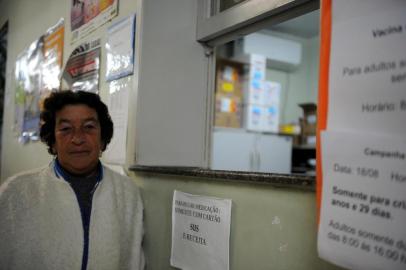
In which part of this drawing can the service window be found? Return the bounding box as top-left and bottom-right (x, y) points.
(200, 0), (320, 175)
(135, 0), (320, 175)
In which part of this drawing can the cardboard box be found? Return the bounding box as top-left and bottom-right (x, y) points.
(215, 93), (241, 113)
(217, 78), (242, 98)
(299, 103), (317, 124)
(299, 103), (317, 139)
(215, 112), (242, 128)
(216, 59), (244, 98)
(214, 93), (242, 128)
(263, 104), (280, 133)
(244, 104), (280, 133)
(244, 104), (262, 131)
(303, 135), (316, 145)
(300, 118), (316, 135)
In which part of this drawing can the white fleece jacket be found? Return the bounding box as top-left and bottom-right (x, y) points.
(0, 162), (144, 270)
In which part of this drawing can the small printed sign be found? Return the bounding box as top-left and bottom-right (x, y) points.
(171, 190), (232, 270)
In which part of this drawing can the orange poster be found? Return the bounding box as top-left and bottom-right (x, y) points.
(42, 19), (64, 93)
(316, 0), (331, 223)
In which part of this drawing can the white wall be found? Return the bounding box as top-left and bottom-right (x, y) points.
(308, 36), (321, 102)
(276, 34), (320, 124)
(132, 172), (344, 270)
(134, 0), (209, 167)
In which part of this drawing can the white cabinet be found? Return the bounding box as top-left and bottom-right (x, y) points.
(211, 129), (292, 174)
(256, 134), (292, 173)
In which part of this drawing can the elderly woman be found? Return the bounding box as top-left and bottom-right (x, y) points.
(0, 91), (144, 270)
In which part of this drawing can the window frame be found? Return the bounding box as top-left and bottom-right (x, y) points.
(197, 0), (319, 46)
(199, 0), (321, 174)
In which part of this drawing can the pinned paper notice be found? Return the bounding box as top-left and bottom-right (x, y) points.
(171, 190), (232, 270)
(317, 1), (406, 270)
(105, 14), (136, 81)
(326, 0), (406, 136)
(319, 130), (406, 270)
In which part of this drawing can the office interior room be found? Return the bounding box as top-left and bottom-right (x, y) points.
(5, 0), (398, 269)
(211, 10), (319, 175)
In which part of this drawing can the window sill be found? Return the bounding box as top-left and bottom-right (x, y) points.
(130, 165), (315, 190)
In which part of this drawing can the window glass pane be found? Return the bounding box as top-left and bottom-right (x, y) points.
(219, 0), (250, 13)
(211, 9), (320, 175)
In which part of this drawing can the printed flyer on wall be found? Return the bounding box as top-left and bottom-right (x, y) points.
(63, 38), (101, 93)
(14, 19), (64, 143)
(317, 1), (406, 270)
(70, 0), (118, 43)
(105, 14), (136, 81)
(42, 19), (65, 93)
(103, 77), (131, 165)
(171, 190), (232, 270)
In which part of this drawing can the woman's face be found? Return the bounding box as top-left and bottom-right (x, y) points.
(53, 104), (102, 176)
